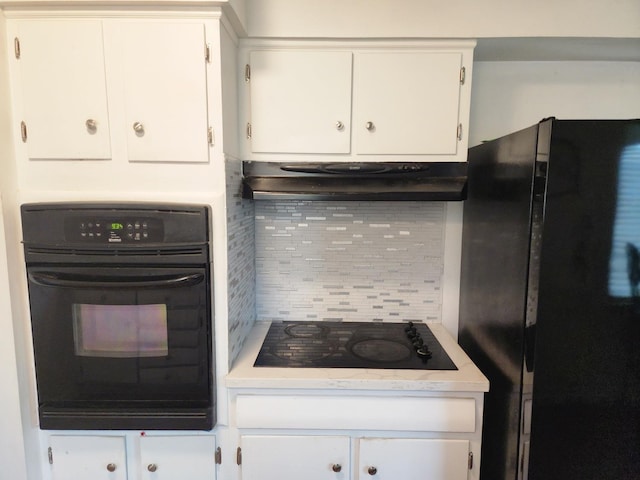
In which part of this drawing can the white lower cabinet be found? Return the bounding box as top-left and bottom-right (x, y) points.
(49, 435), (127, 480)
(241, 435), (350, 480)
(139, 435), (217, 480)
(358, 438), (470, 480)
(48, 434), (216, 480)
(239, 435), (470, 480)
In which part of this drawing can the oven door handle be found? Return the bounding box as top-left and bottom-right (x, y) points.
(28, 272), (205, 289)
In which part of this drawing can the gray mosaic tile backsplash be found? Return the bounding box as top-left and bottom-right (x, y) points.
(255, 201), (447, 323)
(226, 160), (256, 365)
(226, 160), (451, 363)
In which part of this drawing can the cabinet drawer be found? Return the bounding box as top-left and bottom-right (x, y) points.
(235, 395), (476, 432)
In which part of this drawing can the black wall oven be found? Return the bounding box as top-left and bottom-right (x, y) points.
(21, 203), (214, 430)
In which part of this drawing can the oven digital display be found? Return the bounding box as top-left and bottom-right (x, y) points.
(64, 216), (164, 243)
(72, 304), (168, 358)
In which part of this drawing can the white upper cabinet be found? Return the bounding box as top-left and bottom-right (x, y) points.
(11, 18), (211, 163)
(15, 20), (111, 160)
(240, 40), (475, 162)
(248, 50), (353, 154)
(115, 22), (210, 163)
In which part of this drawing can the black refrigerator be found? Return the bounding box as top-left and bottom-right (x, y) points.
(458, 118), (640, 480)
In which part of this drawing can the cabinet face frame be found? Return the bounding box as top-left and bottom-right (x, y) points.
(238, 39), (476, 163)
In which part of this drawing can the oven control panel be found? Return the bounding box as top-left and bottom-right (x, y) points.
(64, 217), (164, 243)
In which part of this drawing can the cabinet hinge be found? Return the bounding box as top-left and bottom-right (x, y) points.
(205, 43), (211, 63)
(215, 446), (222, 465)
(208, 127), (215, 146)
(246, 122), (252, 139)
(468, 452), (474, 470)
(48, 447), (53, 465)
(457, 123), (463, 141)
(244, 64), (251, 83)
(14, 37), (21, 59)
(460, 66), (466, 85)
(20, 121), (28, 142)
(236, 447), (242, 465)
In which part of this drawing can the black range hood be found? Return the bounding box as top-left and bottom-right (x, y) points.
(241, 161), (468, 201)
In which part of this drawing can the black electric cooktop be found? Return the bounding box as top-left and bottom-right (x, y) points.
(254, 321), (457, 370)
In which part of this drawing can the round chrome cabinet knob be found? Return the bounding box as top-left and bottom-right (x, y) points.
(332, 463), (342, 472)
(85, 118), (97, 133)
(147, 463), (158, 472)
(106, 463), (117, 472)
(133, 122), (145, 136)
(367, 466), (378, 475)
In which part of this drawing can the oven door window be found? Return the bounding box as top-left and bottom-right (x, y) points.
(73, 304), (168, 358)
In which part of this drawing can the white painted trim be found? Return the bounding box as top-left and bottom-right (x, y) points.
(441, 202), (463, 338)
(236, 394), (476, 432)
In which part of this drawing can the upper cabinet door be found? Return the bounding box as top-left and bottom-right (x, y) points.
(248, 50), (353, 154)
(116, 22), (210, 163)
(354, 52), (463, 156)
(15, 20), (111, 160)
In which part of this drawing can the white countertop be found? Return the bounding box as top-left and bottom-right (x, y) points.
(225, 322), (489, 393)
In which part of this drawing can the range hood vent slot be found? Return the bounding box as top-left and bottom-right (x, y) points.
(241, 162), (467, 201)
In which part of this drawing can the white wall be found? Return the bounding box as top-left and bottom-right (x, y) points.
(0, 10), (28, 480)
(469, 61), (640, 146)
(243, 0), (640, 39)
(0, 196), (28, 480)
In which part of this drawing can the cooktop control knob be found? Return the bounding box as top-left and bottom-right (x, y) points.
(416, 345), (433, 358)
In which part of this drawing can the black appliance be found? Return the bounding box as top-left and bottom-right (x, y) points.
(254, 321), (457, 370)
(458, 119), (640, 479)
(21, 202), (214, 430)
(242, 161), (467, 201)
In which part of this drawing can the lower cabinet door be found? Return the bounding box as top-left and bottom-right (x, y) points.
(49, 435), (127, 480)
(139, 435), (216, 480)
(241, 435), (350, 480)
(358, 438), (470, 480)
